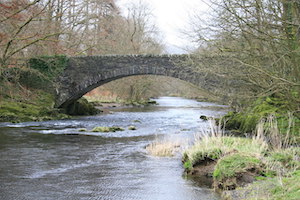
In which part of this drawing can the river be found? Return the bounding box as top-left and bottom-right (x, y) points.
(0, 97), (228, 200)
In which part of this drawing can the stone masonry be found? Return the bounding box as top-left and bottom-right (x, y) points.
(55, 54), (229, 108)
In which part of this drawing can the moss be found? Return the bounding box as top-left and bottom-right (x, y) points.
(28, 55), (68, 80)
(0, 62), (73, 123)
(2, 67), (53, 91)
(224, 96), (300, 140)
(92, 127), (111, 132)
(0, 91), (69, 122)
(0, 79), (69, 123)
(0, 56), (72, 123)
(65, 98), (99, 116)
(91, 126), (124, 132)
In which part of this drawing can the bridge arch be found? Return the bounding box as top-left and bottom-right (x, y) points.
(55, 54), (207, 108)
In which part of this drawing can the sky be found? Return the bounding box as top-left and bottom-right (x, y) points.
(116, 0), (210, 54)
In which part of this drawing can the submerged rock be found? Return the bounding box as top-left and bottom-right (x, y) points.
(65, 97), (99, 116)
(133, 120), (142, 123)
(181, 129), (190, 131)
(91, 126), (124, 132)
(200, 115), (208, 121)
(147, 100), (157, 105)
(128, 126), (136, 130)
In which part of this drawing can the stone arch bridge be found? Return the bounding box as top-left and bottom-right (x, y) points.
(55, 54), (231, 108)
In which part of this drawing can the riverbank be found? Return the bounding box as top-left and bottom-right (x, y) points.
(223, 95), (300, 142)
(0, 56), (73, 122)
(0, 63), (101, 122)
(183, 119), (300, 200)
(0, 80), (70, 122)
(0, 76), (156, 123)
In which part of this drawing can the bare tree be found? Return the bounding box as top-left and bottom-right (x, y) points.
(186, 0), (300, 106)
(0, 0), (58, 67)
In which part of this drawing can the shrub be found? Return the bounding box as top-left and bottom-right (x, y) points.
(223, 96), (299, 136)
(28, 55), (68, 80)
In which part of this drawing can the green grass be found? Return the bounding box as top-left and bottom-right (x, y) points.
(184, 136), (268, 166)
(183, 160), (193, 171)
(231, 170), (300, 200)
(266, 147), (300, 175)
(213, 153), (263, 181)
(183, 147), (222, 166)
(270, 170), (300, 200)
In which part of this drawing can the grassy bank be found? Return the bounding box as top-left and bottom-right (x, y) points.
(183, 119), (300, 199)
(0, 56), (100, 122)
(0, 80), (70, 122)
(222, 170), (300, 200)
(224, 95), (300, 142)
(0, 81), (100, 122)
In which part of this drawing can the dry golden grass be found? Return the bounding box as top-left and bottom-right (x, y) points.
(146, 139), (182, 157)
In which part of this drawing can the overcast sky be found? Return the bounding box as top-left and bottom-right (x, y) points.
(116, 0), (209, 54)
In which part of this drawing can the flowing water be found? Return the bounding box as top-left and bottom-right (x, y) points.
(0, 97), (228, 200)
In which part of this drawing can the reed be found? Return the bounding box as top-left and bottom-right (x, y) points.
(146, 139), (182, 157)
